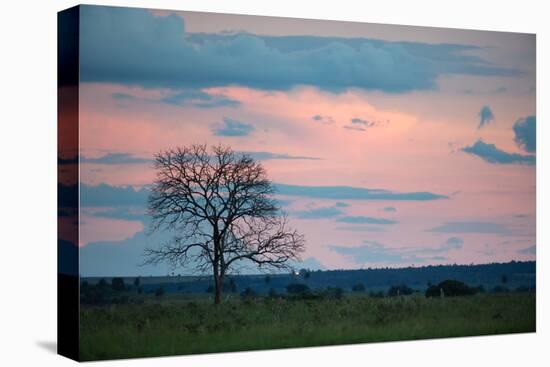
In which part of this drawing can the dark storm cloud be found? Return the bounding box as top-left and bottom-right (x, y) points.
(295, 206), (345, 219)
(211, 118), (254, 136)
(444, 237), (464, 249)
(343, 125), (366, 132)
(351, 118), (371, 126)
(80, 153), (153, 165)
(80, 6), (522, 93)
(111, 89), (240, 109)
(159, 89), (241, 109)
(344, 117), (387, 131)
(78, 181), (446, 211)
(88, 207), (148, 223)
(428, 221), (513, 234)
(478, 105), (495, 128)
(462, 140), (535, 165)
(80, 183), (149, 207)
(336, 216), (398, 225)
(274, 183), (447, 201)
(112, 92), (136, 101)
(240, 151), (321, 161)
(335, 226), (386, 232)
(513, 116), (536, 153)
(312, 115), (335, 124)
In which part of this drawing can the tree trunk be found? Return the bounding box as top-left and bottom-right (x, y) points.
(214, 274), (222, 305)
(213, 231), (222, 305)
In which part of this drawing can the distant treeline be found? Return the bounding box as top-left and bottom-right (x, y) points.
(80, 260), (535, 305)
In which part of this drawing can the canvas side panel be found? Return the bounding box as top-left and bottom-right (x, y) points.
(57, 5), (80, 362)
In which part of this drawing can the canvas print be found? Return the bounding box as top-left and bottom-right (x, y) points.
(58, 5), (536, 361)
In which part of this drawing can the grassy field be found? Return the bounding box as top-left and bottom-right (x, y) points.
(79, 292), (535, 361)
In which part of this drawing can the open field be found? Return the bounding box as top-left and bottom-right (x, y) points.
(80, 292), (535, 361)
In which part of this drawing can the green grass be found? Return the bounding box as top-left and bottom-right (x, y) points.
(79, 292), (535, 361)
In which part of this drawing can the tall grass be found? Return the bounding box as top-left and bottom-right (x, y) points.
(79, 292), (535, 361)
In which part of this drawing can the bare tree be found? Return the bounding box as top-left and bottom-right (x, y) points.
(144, 144), (305, 304)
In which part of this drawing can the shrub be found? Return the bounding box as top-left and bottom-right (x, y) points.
(80, 286), (107, 305)
(97, 278), (108, 289)
(501, 275), (508, 284)
(425, 285), (441, 298)
(426, 280), (477, 297)
(224, 278), (237, 293)
(286, 283), (310, 295)
(515, 285), (534, 293)
(369, 290), (385, 298)
(268, 288), (278, 298)
(240, 287), (257, 299)
(112, 295), (130, 304)
(111, 277), (126, 292)
(205, 280), (237, 294)
(352, 283), (366, 292)
(155, 286), (165, 297)
(492, 285), (509, 293)
(387, 285), (413, 297)
(474, 285), (486, 293)
(323, 287), (344, 299)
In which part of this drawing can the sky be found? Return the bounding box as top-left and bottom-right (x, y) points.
(71, 5), (536, 277)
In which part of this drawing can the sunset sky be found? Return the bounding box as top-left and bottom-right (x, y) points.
(75, 5), (536, 276)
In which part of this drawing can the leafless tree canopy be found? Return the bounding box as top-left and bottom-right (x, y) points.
(144, 144), (305, 303)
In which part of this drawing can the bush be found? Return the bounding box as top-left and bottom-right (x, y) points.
(286, 283), (310, 295)
(352, 283), (366, 292)
(323, 287), (344, 299)
(501, 275), (508, 284)
(425, 285), (441, 298)
(474, 285), (486, 293)
(426, 280), (477, 297)
(224, 278), (238, 293)
(515, 285), (534, 293)
(205, 280), (237, 294)
(369, 290), (385, 298)
(80, 286), (107, 305)
(112, 295), (130, 304)
(240, 287), (257, 299)
(155, 286), (165, 297)
(492, 285), (509, 293)
(387, 285), (414, 297)
(111, 277), (126, 292)
(97, 278), (109, 289)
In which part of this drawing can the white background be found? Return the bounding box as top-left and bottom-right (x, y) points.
(0, 0), (547, 365)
